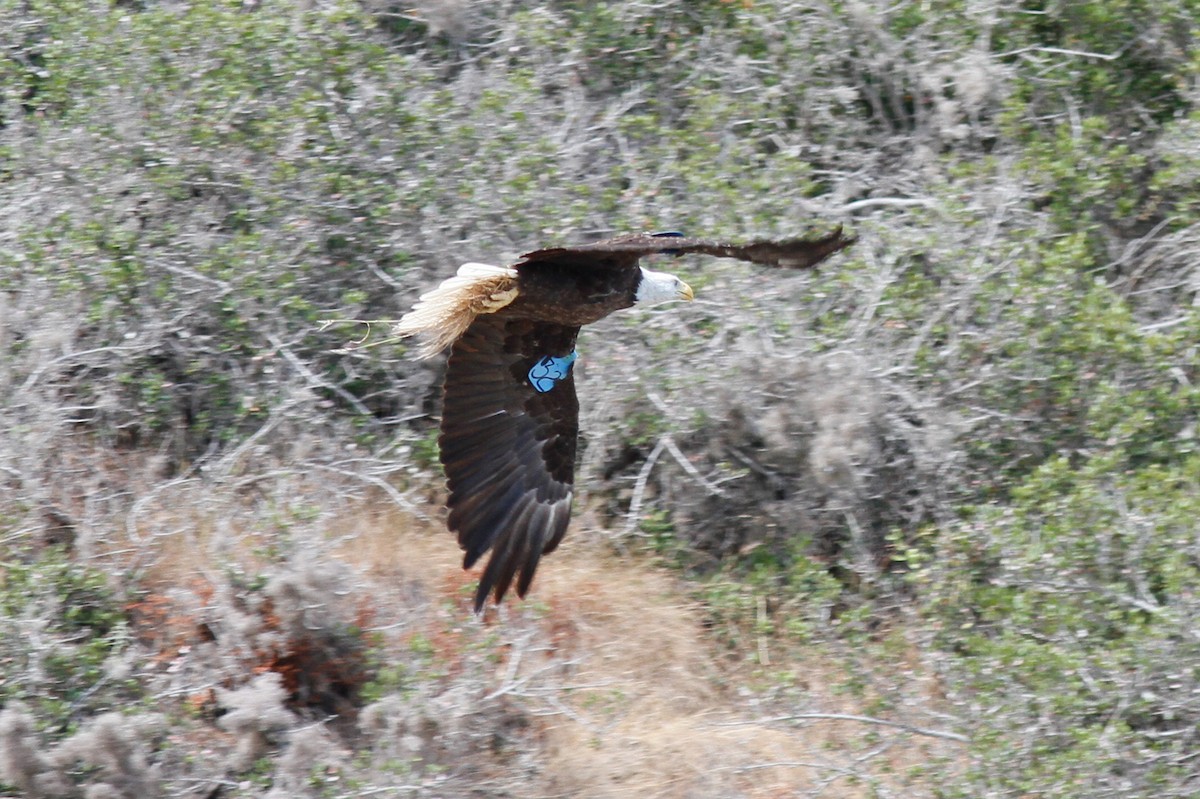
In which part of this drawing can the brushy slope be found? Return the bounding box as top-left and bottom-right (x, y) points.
(2, 0), (1200, 796)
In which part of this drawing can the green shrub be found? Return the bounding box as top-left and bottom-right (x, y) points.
(0, 546), (133, 732)
(921, 451), (1200, 794)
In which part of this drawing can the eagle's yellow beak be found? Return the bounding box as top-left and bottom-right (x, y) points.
(678, 281), (694, 302)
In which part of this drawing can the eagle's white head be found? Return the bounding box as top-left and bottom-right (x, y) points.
(635, 267), (694, 305)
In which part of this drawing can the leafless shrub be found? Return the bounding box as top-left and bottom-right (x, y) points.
(128, 537), (377, 726)
(358, 685), (523, 772)
(51, 713), (163, 799)
(267, 723), (347, 797)
(0, 703), (66, 798)
(1109, 220), (1200, 324)
(216, 673), (299, 771)
(623, 345), (953, 583)
(1130, 104), (1199, 246)
(0, 706), (163, 799)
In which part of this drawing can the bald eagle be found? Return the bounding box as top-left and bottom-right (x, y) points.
(396, 228), (855, 612)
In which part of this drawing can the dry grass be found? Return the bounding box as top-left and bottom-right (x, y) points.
(341, 505), (962, 798)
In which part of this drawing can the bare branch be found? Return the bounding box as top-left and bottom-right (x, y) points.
(718, 712), (969, 743)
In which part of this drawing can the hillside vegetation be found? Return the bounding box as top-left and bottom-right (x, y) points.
(2, 0), (1200, 796)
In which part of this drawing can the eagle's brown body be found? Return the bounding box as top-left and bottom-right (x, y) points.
(395, 228), (855, 611)
(503, 259), (643, 326)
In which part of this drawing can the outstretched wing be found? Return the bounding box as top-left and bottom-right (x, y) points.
(518, 225), (855, 270)
(439, 313), (581, 611)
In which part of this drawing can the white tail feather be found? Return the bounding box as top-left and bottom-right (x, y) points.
(455, 262), (513, 278)
(394, 262), (519, 358)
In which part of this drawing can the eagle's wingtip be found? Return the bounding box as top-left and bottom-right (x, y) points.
(472, 585), (490, 615)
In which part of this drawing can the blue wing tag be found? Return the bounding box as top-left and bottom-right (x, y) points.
(528, 351), (578, 393)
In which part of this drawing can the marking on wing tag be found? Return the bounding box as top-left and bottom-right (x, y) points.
(528, 351), (578, 393)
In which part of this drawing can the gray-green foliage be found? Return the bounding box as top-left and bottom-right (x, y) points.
(3, 0), (1200, 795)
(0, 546), (133, 731)
(914, 451), (1200, 797)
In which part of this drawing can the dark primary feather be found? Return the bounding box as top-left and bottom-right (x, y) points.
(517, 225), (855, 271)
(440, 314), (579, 612)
